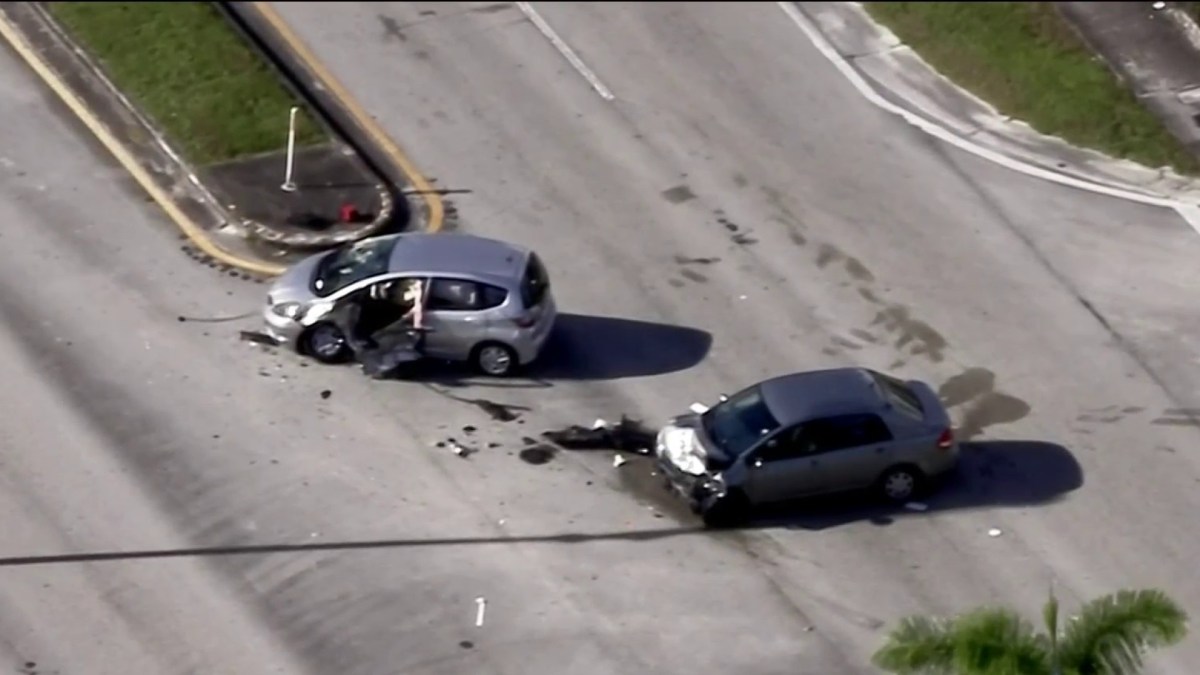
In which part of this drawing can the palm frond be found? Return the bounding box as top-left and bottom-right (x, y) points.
(950, 608), (1053, 675)
(872, 615), (959, 674)
(872, 609), (1053, 675)
(1057, 589), (1189, 675)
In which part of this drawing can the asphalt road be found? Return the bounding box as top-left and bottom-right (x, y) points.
(6, 1), (1200, 674)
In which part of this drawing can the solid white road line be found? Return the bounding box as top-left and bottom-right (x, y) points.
(516, 1), (616, 102)
(776, 1), (1200, 235)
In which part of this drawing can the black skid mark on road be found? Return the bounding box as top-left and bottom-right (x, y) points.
(519, 444), (557, 465)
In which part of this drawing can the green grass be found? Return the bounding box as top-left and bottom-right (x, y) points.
(48, 2), (326, 166)
(866, 2), (1200, 175)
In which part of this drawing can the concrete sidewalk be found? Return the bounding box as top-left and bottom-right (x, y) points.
(1058, 2), (1200, 156)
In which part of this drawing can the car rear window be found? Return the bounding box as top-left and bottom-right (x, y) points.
(871, 371), (925, 420)
(520, 252), (550, 308)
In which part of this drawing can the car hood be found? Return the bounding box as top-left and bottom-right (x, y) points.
(659, 414), (731, 476)
(266, 251), (328, 306)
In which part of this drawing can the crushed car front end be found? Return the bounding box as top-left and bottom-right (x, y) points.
(654, 416), (732, 514)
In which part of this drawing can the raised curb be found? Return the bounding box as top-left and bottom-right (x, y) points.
(798, 1), (1200, 202)
(237, 178), (394, 249)
(220, 1), (430, 235)
(26, 1), (396, 252)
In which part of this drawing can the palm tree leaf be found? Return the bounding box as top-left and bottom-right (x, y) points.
(1057, 589), (1189, 675)
(872, 615), (958, 674)
(950, 608), (1052, 675)
(872, 609), (1052, 675)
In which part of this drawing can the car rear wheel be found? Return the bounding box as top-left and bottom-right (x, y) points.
(303, 323), (351, 364)
(472, 342), (518, 377)
(877, 465), (926, 503)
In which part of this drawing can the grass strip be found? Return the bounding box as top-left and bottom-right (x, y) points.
(48, 2), (327, 166)
(865, 2), (1200, 174)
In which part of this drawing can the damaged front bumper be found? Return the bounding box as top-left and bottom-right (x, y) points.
(655, 451), (726, 514)
(260, 305), (302, 348)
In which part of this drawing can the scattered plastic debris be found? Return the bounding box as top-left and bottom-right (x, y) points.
(903, 502), (928, 512)
(988, 528), (1003, 537)
(613, 454), (628, 468)
(238, 330), (277, 347)
(475, 597), (487, 627)
(463, 425), (477, 434)
(450, 440), (475, 458)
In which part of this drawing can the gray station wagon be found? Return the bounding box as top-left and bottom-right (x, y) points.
(655, 367), (959, 526)
(260, 232), (557, 376)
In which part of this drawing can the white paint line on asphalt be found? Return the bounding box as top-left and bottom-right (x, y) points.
(776, 1), (1200, 236)
(516, 2), (616, 102)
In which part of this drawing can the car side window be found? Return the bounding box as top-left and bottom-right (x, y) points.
(805, 414), (894, 453)
(426, 278), (480, 311)
(755, 425), (816, 463)
(477, 284), (509, 310)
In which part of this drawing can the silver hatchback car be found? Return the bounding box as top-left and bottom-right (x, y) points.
(261, 232), (557, 376)
(655, 367), (959, 526)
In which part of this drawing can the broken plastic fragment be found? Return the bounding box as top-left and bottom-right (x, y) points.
(689, 402), (710, 414)
(904, 502), (928, 512)
(475, 597), (487, 627)
(613, 454), (628, 468)
(988, 528), (1003, 537)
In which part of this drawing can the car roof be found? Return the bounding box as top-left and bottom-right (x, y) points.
(387, 232), (530, 283)
(758, 368), (887, 425)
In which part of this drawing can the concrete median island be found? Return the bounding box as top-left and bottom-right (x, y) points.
(866, 1), (1200, 176)
(23, 1), (395, 257)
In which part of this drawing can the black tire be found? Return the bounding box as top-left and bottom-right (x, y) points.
(471, 342), (519, 377)
(876, 465), (926, 503)
(700, 489), (750, 528)
(302, 323), (352, 364)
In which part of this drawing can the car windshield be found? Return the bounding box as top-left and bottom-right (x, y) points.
(701, 385), (781, 457)
(311, 236), (399, 297)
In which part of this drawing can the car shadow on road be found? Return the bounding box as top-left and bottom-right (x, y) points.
(353, 312), (712, 388)
(528, 312), (713, 381)
(743, 440), (1084, 532)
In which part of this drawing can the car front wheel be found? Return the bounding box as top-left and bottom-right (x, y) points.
(303, 323), (351, 364)
(699, 489), (750, 528)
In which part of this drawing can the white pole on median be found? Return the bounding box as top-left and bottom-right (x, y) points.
(281, 106), (298, 193)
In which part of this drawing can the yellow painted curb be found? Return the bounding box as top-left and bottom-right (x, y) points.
(0, 11), (288, 277)
(253, 2), (445, 233)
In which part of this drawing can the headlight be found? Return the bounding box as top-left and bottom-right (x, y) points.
(271, 302), (304, 320)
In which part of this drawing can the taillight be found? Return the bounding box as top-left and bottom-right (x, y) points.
(936, 427), (954, 450)
(513, 315), (536, 329)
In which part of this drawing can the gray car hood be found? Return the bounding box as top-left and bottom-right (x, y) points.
(266, 251), (328, 306)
